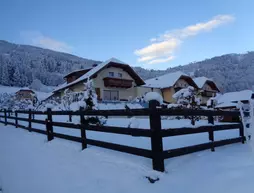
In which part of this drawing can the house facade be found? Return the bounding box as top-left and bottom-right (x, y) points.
(15, 88), (35, 101)
(53, 58), (145, 101)
(140, 71), (198, 103)
(193, 77), (220, 105)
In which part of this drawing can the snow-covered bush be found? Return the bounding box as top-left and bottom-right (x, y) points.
(62, 89), (86, 110)
(134, 94), (146, 103)
(59, 80), (103, 125)
(173, 86), (201, 125)
(144, 92), (163, 105)
(0, 93), (15, 110)
(36, 99), (63, 111)
(173, 86), (199, 107)
(61, 80), (98, 111)
(13, 99), (34, 110)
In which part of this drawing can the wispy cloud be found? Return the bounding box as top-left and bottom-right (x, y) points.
(20, 31), (72, 53)
(135, 14), (235, 65)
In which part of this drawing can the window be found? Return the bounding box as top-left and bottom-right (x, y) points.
(118, 73), (122, 78)
(108, 72), (114, 77)
(103, 90), (119, 101)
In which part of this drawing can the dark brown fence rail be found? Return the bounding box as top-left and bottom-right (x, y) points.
(0, 101), (245, 172)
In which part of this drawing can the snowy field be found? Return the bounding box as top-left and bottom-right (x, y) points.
(1, 123), (254, 193)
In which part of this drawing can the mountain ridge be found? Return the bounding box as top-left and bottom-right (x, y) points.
(0, 40), (253, 92)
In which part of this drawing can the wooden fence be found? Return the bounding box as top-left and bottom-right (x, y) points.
(0, 101), (245, 172)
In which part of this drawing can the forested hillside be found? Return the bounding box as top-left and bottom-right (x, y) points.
(135, 52), (254, 92)
(0, 40), (100, 87)
(1, 40), (254, 92)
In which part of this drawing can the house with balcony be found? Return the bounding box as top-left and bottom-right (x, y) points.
(140, 71), (198, 103)
(193, 77), (220, 105)
(53, 58), (145, 101)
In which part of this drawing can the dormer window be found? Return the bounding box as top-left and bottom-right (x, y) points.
(108, 72), (114, 77)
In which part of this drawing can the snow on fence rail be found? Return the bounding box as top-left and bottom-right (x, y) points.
(0, 101), (245, 172)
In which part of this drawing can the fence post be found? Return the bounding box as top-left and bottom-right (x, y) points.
(28, 109), (32, 132)
(69, 114), (72, 122)
(208, 114), (215, 151)
(239, 123), (245, 144)
(15, 111), (18, 128)
(4, 109), (7, 125)
(149, 100), (165, 172)
(46, 108), (54, 141)
(80, 107), (87, 150)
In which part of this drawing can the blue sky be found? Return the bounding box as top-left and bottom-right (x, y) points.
(1, 0), (254, 69)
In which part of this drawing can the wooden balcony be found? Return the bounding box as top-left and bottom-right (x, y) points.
(103, 77), (133, 88)
(201, 91), (216, 97)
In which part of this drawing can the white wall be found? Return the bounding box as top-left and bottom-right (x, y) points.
(136, 86), (162, 97)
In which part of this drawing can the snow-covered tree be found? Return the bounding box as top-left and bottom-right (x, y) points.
(0, 63), (9, 86)
(173, 86), (201, 125)
(173, 86), (200, 107)
(59, 80), (103, 125)
(13, 99), (34, 110)
(0, 93), (15, 110)
(84, 79), (98, 110)
(13, 67), (22, 87)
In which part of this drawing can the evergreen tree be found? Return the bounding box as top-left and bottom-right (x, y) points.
(1, 63), (9, 86)
(173, 86), (201, 125)
(13, 67), (22, 86)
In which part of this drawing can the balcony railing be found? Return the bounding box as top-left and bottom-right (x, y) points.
(103, 77), (133, 88)
(201, 91), (216, 97)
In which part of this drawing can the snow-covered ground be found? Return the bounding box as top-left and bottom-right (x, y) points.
(1, 121), (253, 193)
(4, 113), (239, 149)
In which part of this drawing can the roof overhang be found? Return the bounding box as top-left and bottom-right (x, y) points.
(105, 62), (145, 86)
(16, 89), (35, 94)
(205, 80), (220, 92)
(173, 75), (199, 89)
(63, 68), (92, 78)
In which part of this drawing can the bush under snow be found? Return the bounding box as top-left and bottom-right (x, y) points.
(144, 92), (163, 105)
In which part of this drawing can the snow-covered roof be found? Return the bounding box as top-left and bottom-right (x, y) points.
(217, 90), (253, 104)
(215, 101), (238, 109)
(193, 77), (210, 88)
(54, 58), (143, 92)
(16, 87), (35, 93)
(63, 67), (93, 78)
(193, 76), (220, 91)
(143, 71), (195, 89)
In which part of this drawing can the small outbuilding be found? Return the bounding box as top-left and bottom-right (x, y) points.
(15, 88), (36, 101)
